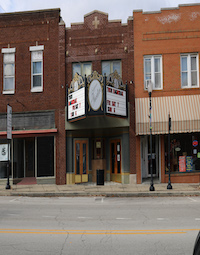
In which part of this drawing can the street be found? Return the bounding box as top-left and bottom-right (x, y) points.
(0, 196), (199, 254)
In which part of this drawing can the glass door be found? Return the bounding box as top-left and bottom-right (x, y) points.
(75, 140), (88, 183)
(110, 139), (121, 182)
(148, 135), (159, 177)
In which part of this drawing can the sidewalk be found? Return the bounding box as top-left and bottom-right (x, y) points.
(0, 182), (200, 197)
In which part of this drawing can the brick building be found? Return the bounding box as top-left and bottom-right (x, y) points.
(0, 9), (66, 185)
(134, 4), (200, 184)
(65, 11), (135, 184)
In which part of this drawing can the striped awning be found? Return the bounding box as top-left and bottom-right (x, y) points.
(135, 95), (200, 135)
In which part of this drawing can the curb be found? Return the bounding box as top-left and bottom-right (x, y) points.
(0, 191), (200, 197)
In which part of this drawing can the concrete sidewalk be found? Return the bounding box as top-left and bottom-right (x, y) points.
(0, 182), (200, 197)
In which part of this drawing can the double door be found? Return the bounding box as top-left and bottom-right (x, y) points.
(75, 140), (88, 183)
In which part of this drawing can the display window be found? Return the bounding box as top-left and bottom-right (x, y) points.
(165, 133), (200, 173)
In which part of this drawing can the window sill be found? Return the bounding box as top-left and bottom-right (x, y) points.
(2, 90), (15, 95)
(181, 86), (199, 89)
(31, 87), (43, 93)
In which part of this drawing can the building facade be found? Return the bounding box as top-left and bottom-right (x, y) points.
(65, 11), (135, 184)
(0, 9), (66, 185)
(134, 4), (200, 184)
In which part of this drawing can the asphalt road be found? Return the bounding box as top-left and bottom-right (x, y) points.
(0, 196), (199, 255)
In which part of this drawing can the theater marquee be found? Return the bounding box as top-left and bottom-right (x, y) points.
(67, 71), (127, 122)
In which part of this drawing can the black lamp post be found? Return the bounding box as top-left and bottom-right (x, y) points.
(167, 113), (172, 189)
(148, 81), (155, 191)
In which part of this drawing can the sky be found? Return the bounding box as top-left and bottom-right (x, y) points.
(0, 0), (200, 27)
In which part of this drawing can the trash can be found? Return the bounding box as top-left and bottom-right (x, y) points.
(96, 169), (104, 185)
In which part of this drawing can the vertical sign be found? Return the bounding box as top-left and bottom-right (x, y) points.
(186, 156), (193, 172)
(7, 104), (12, 140)
(179, 156), (186, 172)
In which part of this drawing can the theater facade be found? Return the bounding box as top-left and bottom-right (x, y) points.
(65, 10), (135, 184)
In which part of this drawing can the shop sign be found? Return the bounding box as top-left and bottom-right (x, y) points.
(68, 87), (85, 120)
(68, 73), (86, 121)
(179, 156), (186, 172)
(106, 86), (127, 117)
(0, 144), (8, 161)
(186, 156), (193, 172)
(192, 140), (198, 147)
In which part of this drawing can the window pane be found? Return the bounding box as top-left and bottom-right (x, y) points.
(145, 59), (151, 73)
(4, 53), (14, 63)
(102, 62), (110, 76)
(83, 63), (91, 76)
(191, 71), (197, 86)
(181, 72), (188, 87)
(33, 62), (42, 74)
(154, 58), (160, 72)
(82, 143), (86, 174)
(181, 57), (187, 72)
(191, 56), (197, 71)
(155, 73), (161, 88)
(76, 143), (80, 175)
(113, 62), (121, 75)
(4, 63), (14, 76)
(4, 77), (14, 90)
(37, 137), (54, 177)
(33, 75), (41, 88)
(73, 63), (81, 77)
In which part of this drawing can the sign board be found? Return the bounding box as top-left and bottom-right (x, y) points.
(186, 156), (193, 172)
(0, 144), (8, 161)
(193, 140), (198, 147)
(106, 86), (127, 117)
(179, 156), (186, 172)
(68, 87), (85, 120)
(7, 105), (12, 140)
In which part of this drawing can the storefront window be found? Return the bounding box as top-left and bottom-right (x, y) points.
(37, 136), (54, 177)
(165, 133), (200, 173)
(0, 139), (9, 178)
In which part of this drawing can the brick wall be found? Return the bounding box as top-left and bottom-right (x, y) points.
(66, 10), (136, 175)
(134, 4), (200, 99)
(0, 9), (66, 185)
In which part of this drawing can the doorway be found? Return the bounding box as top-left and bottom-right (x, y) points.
(110, 139), (121, 182)
(141, 135), (159, 181)
(75, 140), (88, 183)
(13, 138), (35, 182)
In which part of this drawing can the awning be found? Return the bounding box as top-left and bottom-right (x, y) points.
(135, 95), (200, 135)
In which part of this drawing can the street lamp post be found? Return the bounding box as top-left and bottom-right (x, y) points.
(148, 81), (155, 191)
(167, 113), (172, 189)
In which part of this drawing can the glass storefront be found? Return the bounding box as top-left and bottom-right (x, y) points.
(165, 133), (200, 173)
(0, 136), (54, 180)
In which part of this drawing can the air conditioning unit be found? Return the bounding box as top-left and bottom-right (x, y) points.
(145, 79), (152, 90)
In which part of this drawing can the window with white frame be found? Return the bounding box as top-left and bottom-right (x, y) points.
(144, 55), (162, 90)
(29, 45), (44, 92)
(181, 53), (199, 88)
(72, 62), (92, 78)
(102, 60), (121, 76)
(2, 48), (16, 94)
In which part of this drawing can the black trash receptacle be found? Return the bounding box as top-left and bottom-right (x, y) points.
(96, 169), (104, 185)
